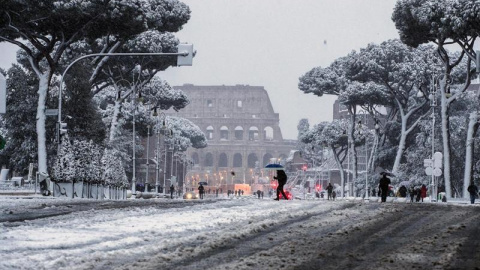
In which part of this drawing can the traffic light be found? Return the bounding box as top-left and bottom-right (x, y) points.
(56, 121), (68, 142)
(177, 44), (194, 66)
(302, 165), (307, 171)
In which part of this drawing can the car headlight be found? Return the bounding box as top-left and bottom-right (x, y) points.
(186, 193), (192, 199)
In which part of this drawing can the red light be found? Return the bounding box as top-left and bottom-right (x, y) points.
(302, 165), (307, 171)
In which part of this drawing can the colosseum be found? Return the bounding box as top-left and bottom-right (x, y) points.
(159, 84), (297, 192)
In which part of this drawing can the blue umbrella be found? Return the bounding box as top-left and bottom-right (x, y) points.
(264, 163), (284, 170)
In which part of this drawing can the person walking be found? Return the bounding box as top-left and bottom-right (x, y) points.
(467, 182), (479, 204)
(170, 184), (175, 199)
(273, 170), (288, 200)
(326, 183), (333, 200)
(198, 183), (205, 199)
(420, 184), (427, 202)
(378, 173), (391, 203)
(409, 185), (415, 203)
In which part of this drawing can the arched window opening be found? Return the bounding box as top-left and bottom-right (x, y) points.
(235, 126), (244, 140)
(206, 126), (214, 140)
(233, 153), (243, 167)
(263, 126), (274, 141)
(218, 153), (228, 167)
(220, 126), (229, 140)
(249, 126), (259, 141)
(205, 153), (214, 167)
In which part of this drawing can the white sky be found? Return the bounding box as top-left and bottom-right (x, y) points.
(161, 0), (400, 139)
(0, 0), (400, 139)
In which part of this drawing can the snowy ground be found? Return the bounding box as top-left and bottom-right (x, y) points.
(0, 195), (479, 270)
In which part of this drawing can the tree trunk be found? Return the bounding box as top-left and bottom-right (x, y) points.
(348, 113), (357, 196)
(331, 145), (345, 198)
(392, 117), (407, 175)
(108, 97), (122, 143)
(440, 78), (452, 198)
(463, 112), (479, 198)
(36, 72), (50, 174)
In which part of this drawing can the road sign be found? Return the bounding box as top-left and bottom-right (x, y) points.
(425, 167), (433, 176)
(434, 168), (442, 177)
(424, 159), (433, 167)
(45, 109), (59, 116)
(171, 176), (177, 185)
(434, 152), (443, 168)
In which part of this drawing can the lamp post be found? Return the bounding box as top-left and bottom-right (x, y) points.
(154, 110), (166, 193)
(417, 76), (438, 201)
(373, 121), (380, 197)
(146, 124), (150, 190)
(164, 129), (173, 193)
(357, 118), (368, 199)
(131, 83), (138, 196)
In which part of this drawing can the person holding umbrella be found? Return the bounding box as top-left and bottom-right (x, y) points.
(273, 169), (288, 200)
(378, 172), (391, 203)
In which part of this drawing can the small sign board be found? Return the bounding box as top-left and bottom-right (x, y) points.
(423, 159), (433, 167)
(170, 176), (177, 185)
(434, 152), (443, 168)
(434, 168), (442, 177)
(425, 167), (433, 176)
(45, 109), (59, 116)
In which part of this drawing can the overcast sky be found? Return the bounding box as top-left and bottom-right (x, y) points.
(0, 0), (400, 139)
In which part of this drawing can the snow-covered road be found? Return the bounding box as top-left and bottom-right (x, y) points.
(1, 197), (479, 270)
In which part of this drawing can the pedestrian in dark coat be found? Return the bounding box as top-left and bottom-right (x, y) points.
(198, 184), (205, 199)
(170, 184), (175, 199)
(326, 183), (333, 200)
(409, 186), (415, 203)
(273, 170), (288, 200)
(467, 182), (479, 204)
(257, 190), (261, 199)
(378, 173), (391, 202)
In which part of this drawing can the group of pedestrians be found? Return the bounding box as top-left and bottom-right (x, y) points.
(192, 170), (480, 205)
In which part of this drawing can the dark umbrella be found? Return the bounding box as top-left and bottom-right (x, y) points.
(264, 163), (284, 170)
(380, 171), (395, 177)
(198, 181), (208, 185)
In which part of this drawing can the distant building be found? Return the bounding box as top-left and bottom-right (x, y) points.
(140, 84), (297, 191)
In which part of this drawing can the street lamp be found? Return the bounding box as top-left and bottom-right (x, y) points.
(164, 128), (173, 192)
(131, 80), (140, 196)
(145, 124), (150, 190)
(417, 76), (439, 201)
(154, 110), (167, 193)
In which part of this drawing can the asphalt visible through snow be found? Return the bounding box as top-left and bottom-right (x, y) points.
(1, 197), (479, 270)
(152, 202), (480, 270)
